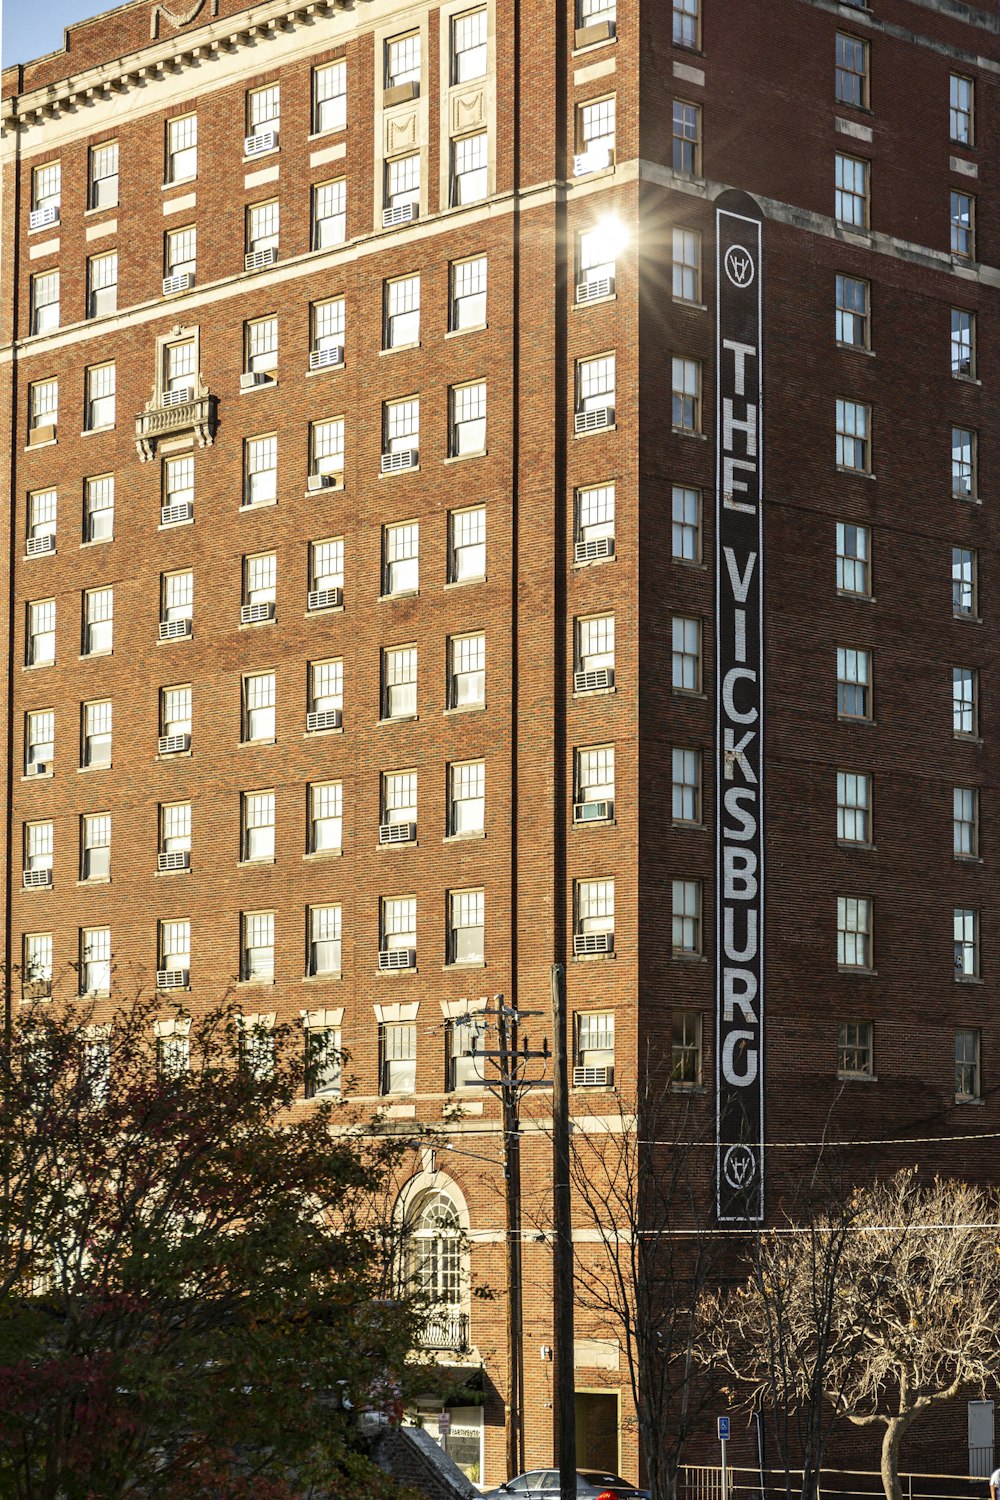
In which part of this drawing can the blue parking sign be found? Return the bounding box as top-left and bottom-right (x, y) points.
(717, 1416), (730, 1442)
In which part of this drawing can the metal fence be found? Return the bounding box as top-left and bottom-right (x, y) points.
(678, 1465), (992, 1500)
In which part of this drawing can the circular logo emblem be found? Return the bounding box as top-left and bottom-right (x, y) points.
(724, 244), (756, 288)
(722, 1143), (757, 1191)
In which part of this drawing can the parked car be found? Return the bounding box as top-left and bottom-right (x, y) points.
(483, 1470), (650, 1500)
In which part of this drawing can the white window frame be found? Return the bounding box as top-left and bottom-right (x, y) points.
(308, 904), (343, 976)
(449, 506), (486, 583)
(837, 896), (872, 970)
(671, 486), (701, 561)
(81, 813), (111, 881)
(672, 879), (702, 955)
(83, 587), (113, 656)
(81, 926), (111, 994)
(450, 256), (487, 331)
(672, 748), (701, 825)
(244, 435), (277, 507)
(836, 521), (870, 595)
(308, 780), (343, 855)
(385, 274), (421, 349)
(837, 646), (871, 721)
(89, 141), (118, 210)
(449, 633), (486, 709)
(451, 131), (488, 205)
(247, 199), (279, 256)
(450, 381), (487, 457)
(835, 153), (869, 228)
(308, 659), (344, 721)
(953, 786), (979, 859)
(672, 228), (700, 302)
(383, 646), (417, 720)
(380, 1020), (417, 1095)
(836, 399), (870, 472)
(166, 114), (197, 183)
(26, 710), (54, 776)
(313, 178), (346, 249)
(451, 7), (488, 84)
(86, 363), (116, 431)
(242, 911), (275, 983)
(449, 759), (485, 837)
(313, 59), (347, 134)
(671, 356), (700, 431)
(85, 475), (114, 542)
(160, 685), (191, 741)
(31, 272), (60, 336)
(837, 770), (871, 845)
(242, 672), (275, 743)
(954, 907), (979, 979)
(449, 888), (485, 966)
(83, 699), (112, 769)
(27, 599), (56, 666)
(241, 790), (276, 863)
(671, 616), (701, 693)
(671, 99), (699, 175)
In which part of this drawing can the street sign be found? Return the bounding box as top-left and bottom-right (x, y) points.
(717, 1416), (730, 1442)
(438, 1412), (452, 1437)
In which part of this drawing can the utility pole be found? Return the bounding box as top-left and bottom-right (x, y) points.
(550, 962), (576, 1500)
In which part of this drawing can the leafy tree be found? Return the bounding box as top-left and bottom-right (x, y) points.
(0, 994), (434, 1500)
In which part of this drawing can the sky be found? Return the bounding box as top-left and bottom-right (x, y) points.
(2, 0), (110, 69)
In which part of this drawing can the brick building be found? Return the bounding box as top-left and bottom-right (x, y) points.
(2, 0), (1000, 1485)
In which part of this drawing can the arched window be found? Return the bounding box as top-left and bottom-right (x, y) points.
(411, 1190), (462, 1308)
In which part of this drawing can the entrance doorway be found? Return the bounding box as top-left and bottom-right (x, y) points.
(575, 1391), (620, 1475)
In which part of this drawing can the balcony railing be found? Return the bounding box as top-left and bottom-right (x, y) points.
(417, 1310), (470, 1352)
(135, 384), (217, 461)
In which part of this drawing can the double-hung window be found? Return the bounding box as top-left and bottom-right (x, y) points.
(30, 272), (59, 335)
(954, 908), (979, 979)
(26, 711), (54, 776)
(24, 820), (53, 879)
(83, 587), (113, 656)
(671, 101), (699, 174)
(83, 699), (112, 768)
(581, 0), (616, 24)
(577, 614), (615, 690)
(835, 34), (868, 108)
(29, 379), (57, 439)
(160, 685), (191, 747)
(31, 161), (60, 220)
(954, 787), (979, 859)
(576, 483), (615, 556)
(672, 0), (698, 47)
(163, 457), (194, 523)
(247, 200), (279, 257)
(86, 363), (116, 430)
(837, 896), (872, 969)
(165, 338), (196, 397)
(165, 227), (195, 283)
(449, 633), (485, 708)
(386, 33), (421, 90)
(244, 435), (277, 507)
(311, 297), (345, 365)
(384, 522), (419, 595)
(672, 228), (700, 302)
(577, 354), (616, 424)
(835, 275), (869, 347)
(242, 790), (276, 863)
(240, 1024), (274, 1082)
(450, 506), (486, 582)
(837, 770), (871, 844)
(835, 154), (869, 227)
(313, 179), (346, 249)
(248, 84), (280, 142)
(308, 781), (343, 854)
(449, 889), (485, 965)
(672, 486), (701, 561)
(386, 153), (420, 213)
(575, 878), (615, 954)
(243, 553), (276, 618)
(450, 381), (487, 456)
(313, 60), (347, 133)
(836, 522), (870, 595)
(381, 897), (417, 968)
(952, 426), (976, 498)
(672, 1011), (702, 1086)
(306, 1025), (342, 1097)
(950, 192), (974, 258)
(243, 672), (275, 742)
(382, 770), (417, 837)
(672, 616), (701, 692)
(836, 399), (870, 471)
(85, 476), (114, 542)
(383, 646), (417, 719)
(160, 802), (192, 866)
(452, 8), (487, 82)
(449, 1015), (487, 1089)
(956, 1029), (981, 1100)
(81, 813), (111, 881)
(89, 141), (118, 209)
(309, 539), (344, 607)
(951, 309), (975, 378)
(24, 933), (53, 991)
(242, 911), (275, 983)
(81, 927), (111, 994)
(953, 667), (978, 737)
(838, 1021), (873, 1078)
(577, 97), (616, 175)
(28, 490), (57, 551)
(311, 418), (345, 480)
(576, 745), (614, 820)
(308, 905), (342, 976)
(672, 748), (701, 824)
(672, 880), (702, 955)
(450, 256), (487, 330)
(451, 131), (488, 204)
(166, 115), (197, 182)
(837, 646), (871, 720)
(450, 760), (485, 836)
(27, 599), (55, 666)
(384, 397), (420, 461)
(575, 1012), (615, 1081)
(671, 357), (700, 431)
(245, 317), (277, 379)
(952, 547), (977, 619)
(950, 74), (974, 146)
(308, 659), (343, 728)
(385, 275), (420, 348)
(380, 1020), (416, 1094)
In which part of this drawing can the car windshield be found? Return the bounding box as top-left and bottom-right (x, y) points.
(579, 1475), (630, 1489)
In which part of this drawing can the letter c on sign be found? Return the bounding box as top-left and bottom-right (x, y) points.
(723, 668), (758, 725)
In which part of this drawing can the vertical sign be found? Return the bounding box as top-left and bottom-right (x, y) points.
(715, 191), (765, 1224)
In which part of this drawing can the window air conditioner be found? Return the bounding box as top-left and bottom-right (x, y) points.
(158, 618), (192, 641)
(576, 275), (615, 304)
(241, 601), (275, 625)
(306, 709), (342, 732)
(162, 387), (193, 408)
(22, 868), (52, 889)
(26, 535), (56, 557)
(244, 129), (279, 157)
(575, 406), (615, 434)
(245, 247), (279, 271)
(575, 536), (615, 563)
(156, 968), (189, 990)
(310, 345), (343, 371)
(240, 371), (273, 391)
(157, 850), (190, 873)
(573, 931), (614, 956)
(157, 733), (191, 755)
(378, 948), (416, 971)
(380, 449), (418, 474)
(382, 202), (418, 228)
(161, 502), (194, 526)
(307, 472), (339, 492)
(163, 272), (194, 295)
(574, 666), (614, 693)
(29, 205), (60, 230)
(307, 587), (343, 611)
(573, 1064), (614, 1087)
(379, 821), (416, 845)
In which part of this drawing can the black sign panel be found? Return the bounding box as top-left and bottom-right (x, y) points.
(714, 192), (765, 1224)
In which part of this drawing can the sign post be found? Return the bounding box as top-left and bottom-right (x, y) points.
(718, 1416), (730, 1498)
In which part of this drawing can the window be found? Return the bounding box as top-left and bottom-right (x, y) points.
(27, 489), (56, 550)
(308, 905), (342, 976)
(450, 256), (487, 331)
(835, 154), (868, 228)
(576, 484), (615, 556)
(385, 274), (420, 348)
(239, 1024), (274, 1082)
(576, 745), (614, 819)
(836, 399), (870, 471)
(81, 927), (111, 994)
(837, 896), (872, 969)
(311, 418), (345, 479)
(164, 338), (196, 395)
(449, 506), (486, 582)
(950, 74), (974, 146)
(31, 161), (60, 215)
(30, 272), (59, 335)
(672, 228), (700, 302)
(83, 587), (113, 656)
(383, 522), (419, 595)
(836, 522), (870, 595)
(672, 879), (702, 955)
(451, 131), (488, 204)
(160, 685), (191, 744)
(837, 770), (871, 844)
(81, 813), (111, 881)
(242, 911), (275, 983)
(575, 878), (615, 953)
(577, 97), (616, 173)
(160, 802), (191, 864)
(672, 356), (700, 432)
(576, 614), (615, 686)
(29, 379), (57, 437)
(386, 153), (420, 212)
(381, 896), (417, 965)
(86, 363), (116, 430)
(308, 781), (343, 855)
(672, 748), (701, 824)
(951, 309), (975, 378)
(835, 274), (869, 347)
(837, 646), (871, 720)
(671, 485), (701, 561)
(308, 659), (343, 727)
(672, 616), (701, 693)
(243, 318), (277, 381)
(384, 397), (420, 459)
(89, 140), (118, 209)
(165, 227), (196, 281)
(954, 786), (979, 859)
(835, 33), (868, 107)
(306, 1025), (342, 1097)
(449, 889), (485, 965)
(452, 7), (487, 83)
(27, 599), (55, 666)
(672, 0), (699, 48)
(380, 1021), (417, 1095)
(578, 224), (621, 296)
(449, 1015), (487, 1089)
(383, 646), (417, 719)
(166, 114), (197, 182)
(672, 1011), (703, 1087)
(309, 538), (344, 605)
(248, 83), (280, 135)
(241, 790), (275, 863)
(157, 1026), (190, 1078)
(577, 353), (616, 419)
(313, 179), (346, 249)
(24, 821), (53, 877)
(382, 769), (417, 836)
(85, 475), (114, 543)
(386, 32), (421, 89)
(82, 1031), (110, 1098)
(951, 192), (974, 258)
(247, 200), (279, 256)
(163, 456), (194, 518)
(952, 547), (977, 619)
(575, 1011), (615, 1077)
(954, 907), (979, 978)
(450, 760), (485, 836)
(450, 381), (487, 456)
(956, 1028), (981, 1100)
(311, 297), (345, 362)
(953, 667), (978, 737)
(23, 933), (53, 991)
(242, 672), (275, 743)
(410, 1191), (464, 1309)
(952, 426), (976, 498)
(25, 711), (54, 776)
(581, 0), (617, 23)
(244, 435), (277, 507)
(837, 1021), (873, 1078)
(672, 100), (700, 175)
(313, 59), (347, 133)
